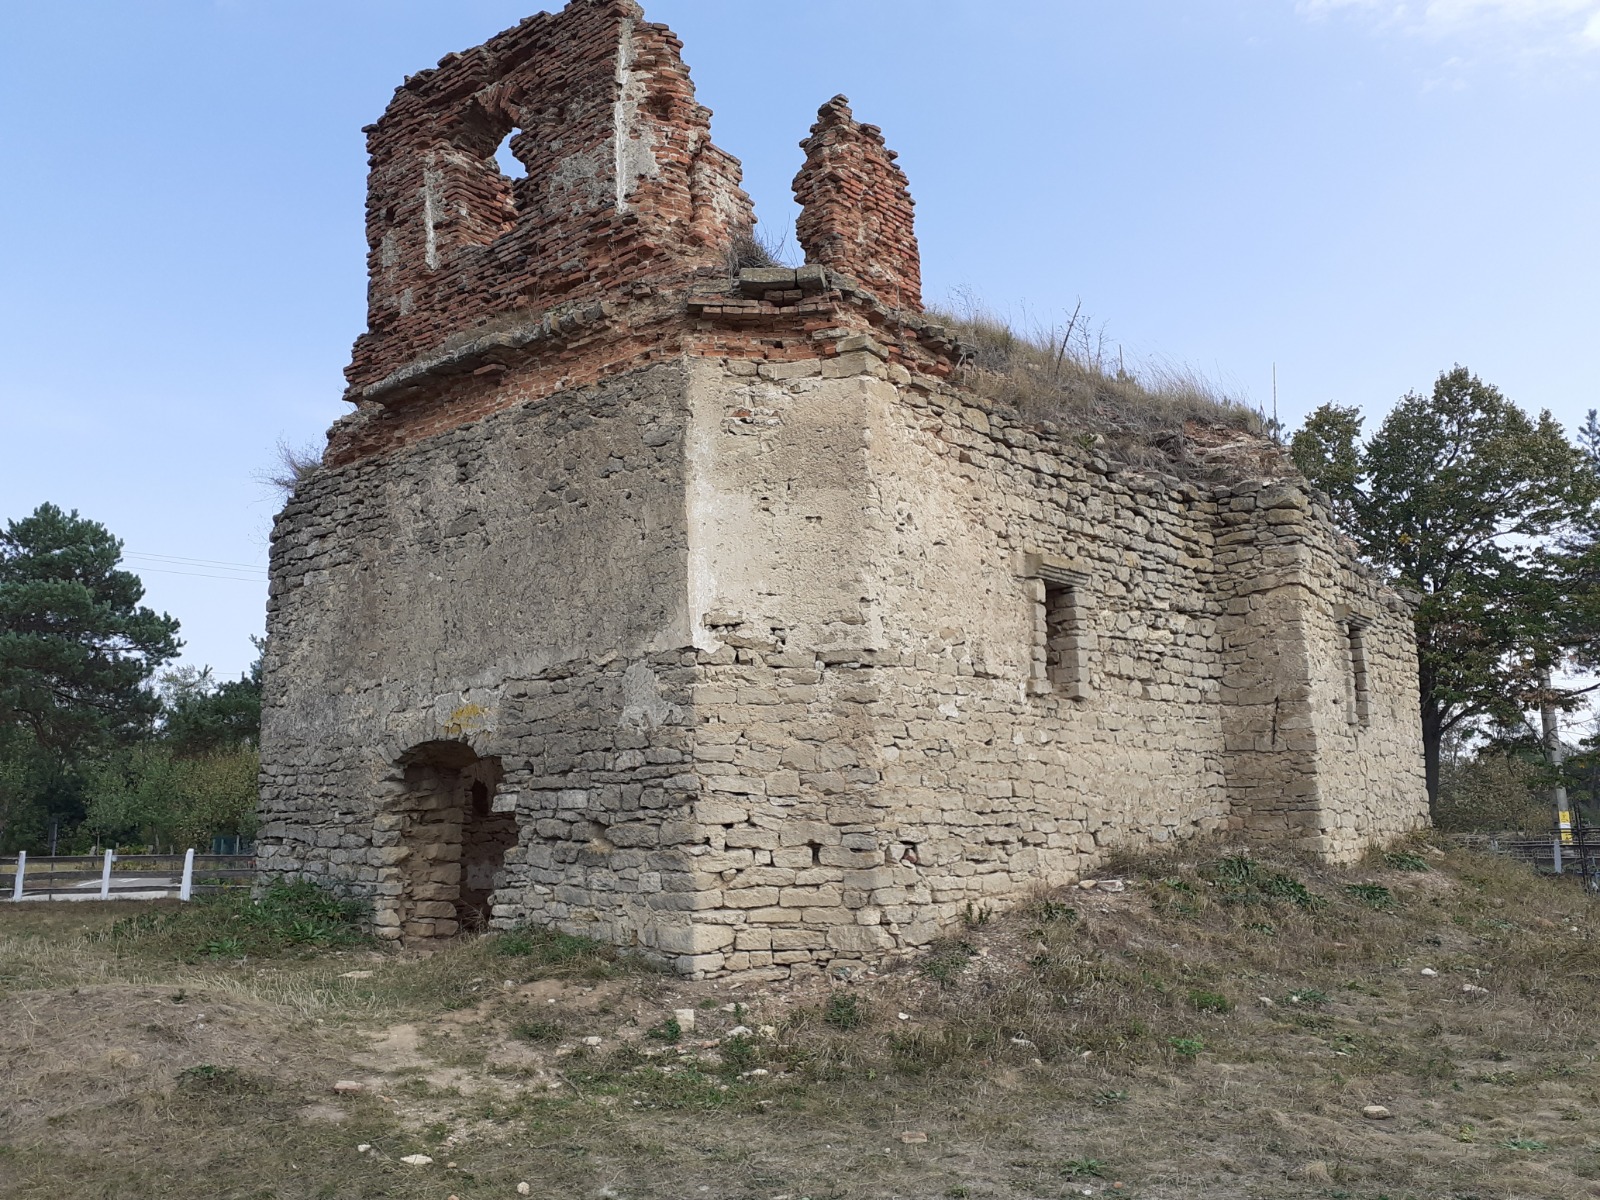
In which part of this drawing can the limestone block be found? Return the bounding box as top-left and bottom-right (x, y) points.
(827, 925), (897, 954)
(778, 885), (843, 908)
(724, 887), (782, 909)
(651, 924), (735, 955)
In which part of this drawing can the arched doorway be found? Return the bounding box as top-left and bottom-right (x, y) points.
(392, 741), (518, 940)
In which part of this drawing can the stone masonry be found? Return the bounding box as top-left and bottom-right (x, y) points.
(258, 0), (1430, 978)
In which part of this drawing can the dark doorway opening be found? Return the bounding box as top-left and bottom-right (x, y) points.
(458, 763), (517, 931)
(394, 742), (517, 940)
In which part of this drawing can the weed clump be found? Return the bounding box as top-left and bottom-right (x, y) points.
(175, 1064), (267, 1096)
(1032, 898), (1078, 924)
(646, 1016), (683, 1043)
(1187, 989), (1233, 1014)
(1168, 1036), (1205, 1058)
(822, 993), (870, 1031)
(100, 880), (370, 960)
(1061, 1157), (1107, 1179)
(919, 938), (977, 986)
(1207, 854), (1324, 911)
(492, 927), (618, 977)
(1346, 882), (1396, 910)
(511, 1019), (562, 1044)
(1384, 850), (1431, 872)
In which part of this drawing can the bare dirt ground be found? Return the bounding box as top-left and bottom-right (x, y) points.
(0, 838), (1594, 1200)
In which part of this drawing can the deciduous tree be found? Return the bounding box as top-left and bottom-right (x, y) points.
(1291, 367), (1598, 819)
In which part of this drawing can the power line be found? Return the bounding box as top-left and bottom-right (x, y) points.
(133, 567), (267, 583)
(126, 551), (267, 572)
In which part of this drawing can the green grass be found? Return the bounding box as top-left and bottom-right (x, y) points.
(96, 879), (372, 960)
(490, 926), (622, 977)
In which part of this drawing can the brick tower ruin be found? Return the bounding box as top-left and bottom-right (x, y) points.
(258, 0), (1429, 977)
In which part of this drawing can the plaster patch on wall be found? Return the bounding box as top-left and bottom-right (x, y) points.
(421, 164), (443, 271)
(611, 18), (662, 214)
(620, 661), (676, 729)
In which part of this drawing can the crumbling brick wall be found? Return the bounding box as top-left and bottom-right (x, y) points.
(793, 96), (922, 313)
(348, 0), (754, 397)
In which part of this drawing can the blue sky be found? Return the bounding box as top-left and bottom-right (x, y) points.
(1, 0), (1596, 680)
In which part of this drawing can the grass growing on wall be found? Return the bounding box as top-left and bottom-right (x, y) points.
(931, 296), (1276, 476)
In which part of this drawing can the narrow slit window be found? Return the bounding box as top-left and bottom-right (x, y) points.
(1345, 616), (1371, 726)
(1045, 582), (1085, 696)
(1025, 552), (1092, 700)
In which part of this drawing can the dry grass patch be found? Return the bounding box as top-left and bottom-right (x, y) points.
(1, 839), (1598, 1199)
(931, 297), (1284, 479)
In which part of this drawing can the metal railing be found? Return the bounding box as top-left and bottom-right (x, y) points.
(0, 852), (255, 902)
(1455, 829), (1600, 890)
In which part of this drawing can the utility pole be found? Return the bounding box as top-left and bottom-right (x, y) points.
(1542, 669), (1571, 869)
(1271, 363), (1279, 442)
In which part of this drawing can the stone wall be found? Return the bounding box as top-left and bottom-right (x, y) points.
(259, 0), (1430, 980)
(660, 355), (1428, 976)
(260, 363), (708, 948)
(263, 345), (1427, 976)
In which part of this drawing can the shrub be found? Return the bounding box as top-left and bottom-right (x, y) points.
(1436, 751), (1548, 833)
(101, 879), (370, 960)
(822, 993), (870, 1031)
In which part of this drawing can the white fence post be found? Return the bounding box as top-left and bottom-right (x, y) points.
(10, 850), (23, 901)
(99, 849), (114, 899)
(180, 848), (195, 902)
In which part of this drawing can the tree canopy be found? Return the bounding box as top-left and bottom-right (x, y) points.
(160, 654), (262, 756)
(1291, 367), (1600, 818)
(0, 504), (183, 847)
(0, 503), (181, 760)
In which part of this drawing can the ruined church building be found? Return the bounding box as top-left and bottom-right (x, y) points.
(259, 0), (1429, 978)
